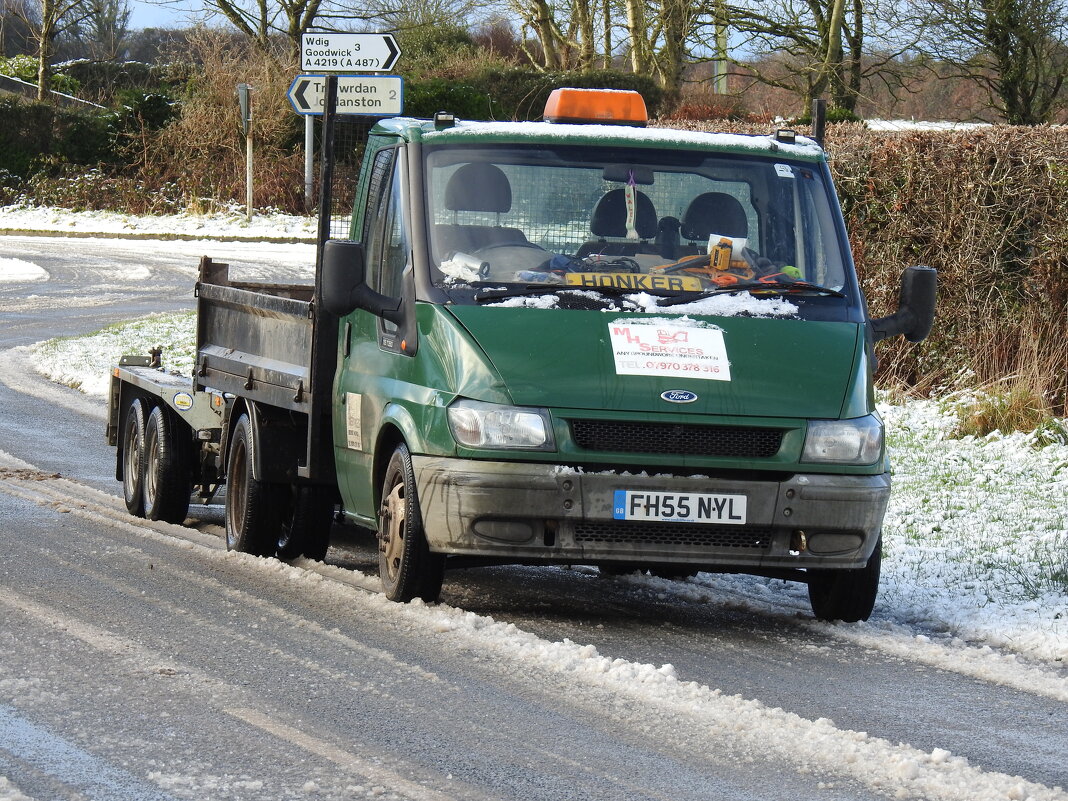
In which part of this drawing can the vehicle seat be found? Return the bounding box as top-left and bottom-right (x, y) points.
(437, 163), (530, 255)
(576, 188), (658, 258)
(680, 192), (749, 250)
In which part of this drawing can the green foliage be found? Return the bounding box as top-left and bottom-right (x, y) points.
(398, 24), (478, 74)
(61, 60), (173, 103)
(0, 96), (116, 178)
(0, 54), (81, 95)
(112, 90), (179, 131)
(404, 77), (493, 119)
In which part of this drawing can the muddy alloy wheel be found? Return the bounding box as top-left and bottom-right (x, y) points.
(378, 443), (445, 603)
(121, 398), (147, 518)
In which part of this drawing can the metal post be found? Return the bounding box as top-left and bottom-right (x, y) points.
(811, 98), (827, 148)
(246, 132), (254, 222)
(237, 83), (254, 222)
(305, 115), (315, 211)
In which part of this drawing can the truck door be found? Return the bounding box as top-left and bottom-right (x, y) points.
(334, 146), (411, 525)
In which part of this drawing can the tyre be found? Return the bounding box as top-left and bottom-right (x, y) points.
(807, 537), (882, 622)
(143, 405), (192, 524)
(121, 398), (147, 518)
(224, 413), (282, 557)
(378, 443), (445, 602)
(276, 484), (334, 562)
(598, 564), (641, 576)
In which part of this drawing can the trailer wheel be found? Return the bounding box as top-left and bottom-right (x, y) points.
(224, 413), (281, 557)
(807, 537), (881, 623)
(378, 443), (444, 603)
(121, 398), (147, 518)
(143, 405), (192, 524)
(276, 485), (334, 562)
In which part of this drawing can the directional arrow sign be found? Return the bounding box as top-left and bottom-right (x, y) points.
(301, 33), (401, 72)
(288, 74), (405, 116)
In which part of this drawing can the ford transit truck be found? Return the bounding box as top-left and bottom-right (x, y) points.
(106, 85), (936, 622)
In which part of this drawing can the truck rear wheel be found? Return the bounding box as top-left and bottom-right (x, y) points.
(143, 405), (192, 524)
(121, 398), (147, 518)
(224, 413), (281, 557)
(378, 443), (445, 603)
(276, 485), (334, 562)
(807, 537), (881, 622)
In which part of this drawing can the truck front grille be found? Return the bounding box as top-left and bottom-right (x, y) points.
(569, 419), (783, 458)
(574, 521), (772, 550)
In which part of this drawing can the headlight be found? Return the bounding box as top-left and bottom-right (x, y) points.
(447, 399), (555, 450)
(802, 415), (883, 465)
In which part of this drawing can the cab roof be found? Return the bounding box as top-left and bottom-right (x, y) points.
(368, 116), (827, 163)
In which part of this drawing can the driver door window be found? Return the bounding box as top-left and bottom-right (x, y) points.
(362, 149), (407, 337)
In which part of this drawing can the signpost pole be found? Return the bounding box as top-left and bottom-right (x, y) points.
(304, 115), (314, 210)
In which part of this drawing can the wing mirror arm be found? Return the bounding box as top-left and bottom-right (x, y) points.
(871, 265), (938, 343)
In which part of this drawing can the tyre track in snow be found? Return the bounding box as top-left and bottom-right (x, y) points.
(2, 466), (1066, 801)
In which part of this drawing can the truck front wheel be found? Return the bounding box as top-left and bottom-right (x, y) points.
(225, 413), (281, 557)
(121, 398), (147, 518)
(378, 444), (445, 603)
(806, 537), (881, 623)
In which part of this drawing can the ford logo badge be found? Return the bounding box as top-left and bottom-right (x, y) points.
(661, 389), (698, 403)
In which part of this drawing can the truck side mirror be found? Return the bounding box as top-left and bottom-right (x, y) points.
(320, 239), (401, 321)
(871, 265), (937, 343)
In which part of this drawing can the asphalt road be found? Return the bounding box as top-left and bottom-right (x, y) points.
(1, 235), (1065, 801)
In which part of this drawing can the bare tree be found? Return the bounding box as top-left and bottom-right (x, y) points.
(917, 0), (1068, 124)
(717, 0), (919, 113)
(2, 0), (38, 56)
(198, 0), (325, 60)
(12, 0), (88, 99)
(67, 0), (130, 59)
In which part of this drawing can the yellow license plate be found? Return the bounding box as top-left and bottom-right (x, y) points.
(565, 272), (703, 292)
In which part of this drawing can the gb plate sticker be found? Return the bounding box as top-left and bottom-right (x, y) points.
(609, 324), (731, 381)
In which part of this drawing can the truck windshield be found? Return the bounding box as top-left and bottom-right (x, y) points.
(423, 143), (850, 304)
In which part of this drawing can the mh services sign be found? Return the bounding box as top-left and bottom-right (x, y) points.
(288, 74), (404, 116)
(301, 33), (401, 72)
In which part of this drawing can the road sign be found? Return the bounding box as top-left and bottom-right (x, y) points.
(288, 74), (404, 116)
(301, 33), (401, 72)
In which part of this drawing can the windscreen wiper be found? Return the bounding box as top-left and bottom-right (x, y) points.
(655, 280), (845, 307)
(473, 283), (669, 303)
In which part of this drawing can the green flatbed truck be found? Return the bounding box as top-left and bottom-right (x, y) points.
(107, 85), (935, 621)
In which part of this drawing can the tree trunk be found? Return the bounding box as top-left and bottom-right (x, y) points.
(573, 0), (596, 70)
(625, 0), (648, 73)
(602, 0), (613, 68)
(531, 0), (560, 69)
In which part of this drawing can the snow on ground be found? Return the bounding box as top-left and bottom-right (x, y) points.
(0, 257), (48, 283)
(0, 776), (32, 801)
(0, 204), (316, 241)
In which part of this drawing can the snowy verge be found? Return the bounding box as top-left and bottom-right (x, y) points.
(0, 205), (316, 242)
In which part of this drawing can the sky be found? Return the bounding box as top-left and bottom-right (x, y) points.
(126, 0), (207, 30)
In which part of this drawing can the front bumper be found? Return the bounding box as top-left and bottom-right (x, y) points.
(413, 456), (889, 570)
